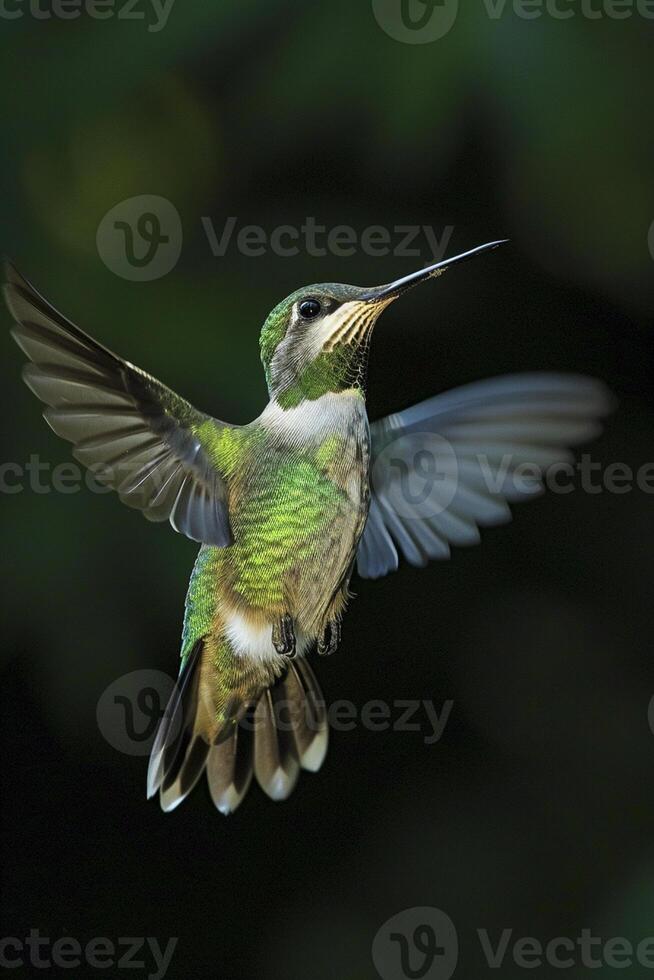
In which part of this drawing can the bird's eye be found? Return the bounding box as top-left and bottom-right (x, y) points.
(298, 298), (322, 320)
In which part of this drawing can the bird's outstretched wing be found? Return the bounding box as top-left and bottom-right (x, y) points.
(4, 262), (233, 547)
(358, 374), (613, 579)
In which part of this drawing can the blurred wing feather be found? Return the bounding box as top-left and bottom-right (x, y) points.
(358, 373), (613, 579)
(4, 262), (232, 546)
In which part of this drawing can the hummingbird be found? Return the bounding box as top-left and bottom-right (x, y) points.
(4, 243), (611, 814)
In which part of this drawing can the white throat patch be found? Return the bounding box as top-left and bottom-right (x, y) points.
(259, 391), (368, 447)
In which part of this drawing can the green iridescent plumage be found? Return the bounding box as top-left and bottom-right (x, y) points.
(181, 546), (221, 661)
(183, 419), (356, 636)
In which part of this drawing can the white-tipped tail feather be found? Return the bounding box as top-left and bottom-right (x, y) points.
(148, 644), (328, 815)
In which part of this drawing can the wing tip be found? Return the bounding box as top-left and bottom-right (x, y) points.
(2, 255), (19, 286)
(3, 259), (37, 319)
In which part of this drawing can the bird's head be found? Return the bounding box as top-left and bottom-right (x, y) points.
(260, 240), (508, 408)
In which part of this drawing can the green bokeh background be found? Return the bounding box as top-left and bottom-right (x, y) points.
(1, 2), (654, 978)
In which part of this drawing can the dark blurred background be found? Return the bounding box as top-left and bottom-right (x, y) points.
(1, 2), (654, 978)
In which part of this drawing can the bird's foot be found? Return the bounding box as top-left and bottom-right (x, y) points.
(318, 619), (341, 657)
(272, 614), (296, 659)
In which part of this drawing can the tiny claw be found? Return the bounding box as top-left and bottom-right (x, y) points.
(318, 619), (341, 657)
(272, 613), (296, 659)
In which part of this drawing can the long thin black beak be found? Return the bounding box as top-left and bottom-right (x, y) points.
(362, 239), (510, 302)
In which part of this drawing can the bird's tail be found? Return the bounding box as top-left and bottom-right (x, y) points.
(147, 639), (329, 813)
